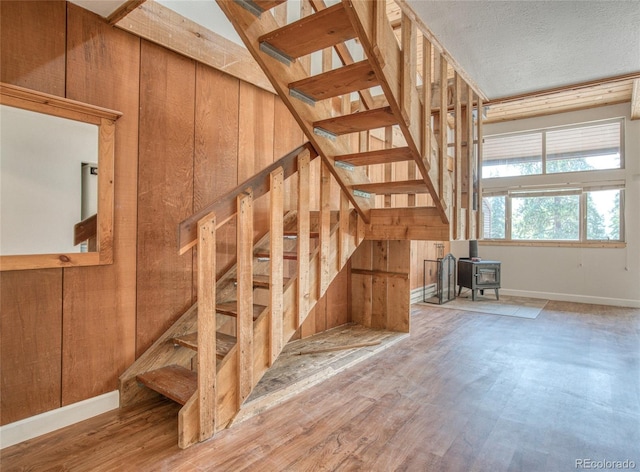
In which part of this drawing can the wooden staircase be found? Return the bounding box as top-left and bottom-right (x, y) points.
(120, 0), (486, 450)
(120, 143), (364, 448)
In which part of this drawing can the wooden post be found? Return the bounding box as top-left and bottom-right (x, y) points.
(297, 151), (311, 326)
(466, 84), (475, 239)
(401, 13), (416, 126)
(384, 126), (393, 208)
(197, 211), (216, 441)
(319, 162), (331, 297)
(339, 191), (350, 267)
(422, 35), (432, 165)
(454, 73), (463, 240)
(477, 96), (484, 238)
(237, 190), (253, 407)
(269, 168), (284, 366)
(372, 0), (387, 68)
(438, 54), (448, 210)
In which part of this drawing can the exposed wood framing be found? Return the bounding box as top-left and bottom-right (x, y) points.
(197, 212), (216, 441)
(297, 152), (311, 325)
(236, 191), (254, 407)
(269, 168), (284, 366)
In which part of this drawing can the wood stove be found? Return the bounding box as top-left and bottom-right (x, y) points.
(457, 259), (501, 301)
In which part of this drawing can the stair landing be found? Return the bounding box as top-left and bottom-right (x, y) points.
(229, 323), (408, 426)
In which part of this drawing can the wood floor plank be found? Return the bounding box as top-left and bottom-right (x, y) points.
(2, 302), (639, 471)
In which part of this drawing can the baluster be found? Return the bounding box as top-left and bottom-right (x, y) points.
(237, 189), (253, 407)
(319, 162), (331, 296)
(269, 168), (284, 365)
(297, 151), (311, 325)
(197, 211), (217, 440)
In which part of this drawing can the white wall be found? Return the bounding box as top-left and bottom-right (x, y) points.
(0, 105), (98, 255)
(452, 103), (640, 307)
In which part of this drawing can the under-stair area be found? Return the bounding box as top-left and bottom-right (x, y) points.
(120, 0), (484, 449)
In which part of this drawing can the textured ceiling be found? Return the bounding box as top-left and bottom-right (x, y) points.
(407, 0), (640, 99)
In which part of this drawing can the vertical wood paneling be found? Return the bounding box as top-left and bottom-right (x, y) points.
(1, 270), (62, 425)
(194, 64), (239, 278)
(351, 240), (372, 326)
(238, 82), (275, 241)
(0, 1), (66, 96)
(61, 4), (140, 406)
(371, 241), (388, 329)
(386, 240), (411, 333)
(0, 0), (66, 424)
(136, 40), (195, 357)
(326, 264), (349, 328)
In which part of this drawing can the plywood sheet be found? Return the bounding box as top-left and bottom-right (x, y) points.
(1, 270), (62, 424)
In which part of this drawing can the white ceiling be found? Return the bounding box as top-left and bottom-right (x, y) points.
(72, 0), (640, 100)
(407, 0), (640, 99)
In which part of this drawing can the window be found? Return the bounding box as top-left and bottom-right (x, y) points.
(483, 119), (623, 179)
(481, 118), (625, 244)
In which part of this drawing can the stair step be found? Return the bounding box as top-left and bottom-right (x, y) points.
(250, 274), (292, 289)
(136, 365), (197, 405)
(252, 0), (286, 12)
(216, 301), (266, 321)
(283, 231), (320, 238)
(313, 106), (397, 136)
(171, 332), (237, 359)
(258, 3), (356, 61)
(289, 61), (379, 102)
(338, 146), (415, 166)
(254, 251), (298, 260)
(352, 180), (429, 195)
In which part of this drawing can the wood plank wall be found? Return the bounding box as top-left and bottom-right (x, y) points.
(0, 1), (348, 426)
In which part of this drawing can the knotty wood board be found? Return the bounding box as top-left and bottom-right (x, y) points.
(350, 240), (373, 327)
(61, 4), (140, 406)
(136, 40), (195, 357)
(386, 240), (411, 332)
(194, 64), (240, 279)
(1, 270), (62, 425)
(0, 1), (65, 96)
(371, 241), (389, 329)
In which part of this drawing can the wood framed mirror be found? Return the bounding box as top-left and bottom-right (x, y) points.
(0, 82), (121, 271)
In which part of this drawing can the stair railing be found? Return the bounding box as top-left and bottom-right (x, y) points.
(176, 141), (362, 448)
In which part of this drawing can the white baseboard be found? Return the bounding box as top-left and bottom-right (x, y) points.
(0, 390), (119, 449)
(410, 285), (436, 304)
(499, 289), (640, 308)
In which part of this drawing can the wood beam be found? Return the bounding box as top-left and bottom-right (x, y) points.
(107, 0), (146, 25)
(632, 79), (640, 120)
(114, 1), (275, 94)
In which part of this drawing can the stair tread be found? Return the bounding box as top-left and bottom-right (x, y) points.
(283, 230), (320, 238)
(171, 332), (237, 359)
(289, 61), (379, 101)
(338, 146), (415, 166)
(352, 180), (429, 195)
(255, 251), (298, 260)
(314, 106), (398, 136)
(217, 301), (266, 320)
(259, 3), (356, 60)
(136, 365), (196, 405)
(250, 274), (292, 288)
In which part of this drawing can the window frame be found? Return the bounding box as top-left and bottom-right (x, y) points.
(481, 117), (626, 247)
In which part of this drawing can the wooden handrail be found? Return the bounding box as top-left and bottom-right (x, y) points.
(177, 142), (318, 254)
(74, 213), (97, 245)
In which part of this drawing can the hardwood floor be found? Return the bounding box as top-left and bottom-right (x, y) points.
(2, 301), (639, 471)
